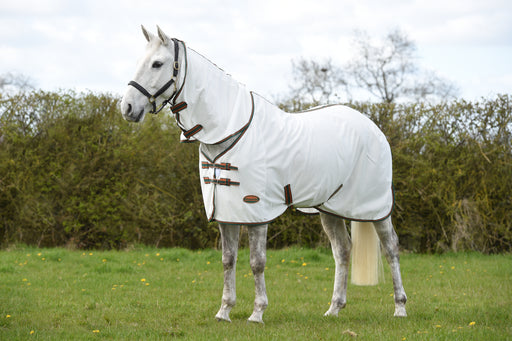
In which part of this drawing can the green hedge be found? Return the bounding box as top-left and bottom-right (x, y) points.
(1, 91), (511, 252)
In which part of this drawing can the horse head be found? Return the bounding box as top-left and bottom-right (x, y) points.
(121, 26), (179, 122)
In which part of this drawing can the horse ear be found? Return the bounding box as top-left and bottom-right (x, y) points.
(141, 25), (153, 42)
(156, 25), (170, 46)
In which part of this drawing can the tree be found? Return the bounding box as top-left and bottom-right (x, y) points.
(347, 29), (458, 103)
(279, 29), (459, 108)
(0, 72), (34, 94)
(278, 58), (348, 111)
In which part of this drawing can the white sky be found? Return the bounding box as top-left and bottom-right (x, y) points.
(1, 0), (511, 101)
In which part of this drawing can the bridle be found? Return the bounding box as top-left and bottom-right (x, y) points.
(128, 38), (182, 115)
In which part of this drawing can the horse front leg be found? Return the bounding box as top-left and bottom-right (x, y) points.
(373, 217), (407, 317)
(215, 223), (240, 322)
(320, 213), (351, 317)
(247, 224), (268, 323)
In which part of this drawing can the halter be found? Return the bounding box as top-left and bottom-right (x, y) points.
(128, 38), (181, 115)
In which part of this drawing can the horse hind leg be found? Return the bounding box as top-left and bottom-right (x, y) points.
(215, 223), (240, 322)
(320, 213), (351, 317)
(373, 217), (407, 317)
(247, 224), (269, 323)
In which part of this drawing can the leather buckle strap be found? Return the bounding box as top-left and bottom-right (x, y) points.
(171, 101), (187, 113)
(183, 124), (203, 139)
(201, 162), (238, 171)
(203, 177), (240, 186)
(284, 184), (293, 206)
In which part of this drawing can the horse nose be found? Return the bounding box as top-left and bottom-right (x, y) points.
(121, 101), (132, 117)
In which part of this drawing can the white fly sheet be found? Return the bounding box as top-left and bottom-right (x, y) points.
(173, 47), (393, 224)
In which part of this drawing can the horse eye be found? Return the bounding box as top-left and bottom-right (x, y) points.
(152, 61), (163, 69)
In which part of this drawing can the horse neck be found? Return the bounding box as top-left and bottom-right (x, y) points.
(178, 47), (253, 144)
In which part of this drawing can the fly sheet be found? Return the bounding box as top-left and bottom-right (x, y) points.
(197, 93), (394, 224)
(173, 47), (394, 225)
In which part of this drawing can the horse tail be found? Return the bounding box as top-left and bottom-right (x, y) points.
(351, 222), (384, 286)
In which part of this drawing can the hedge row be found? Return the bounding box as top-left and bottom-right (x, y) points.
(1, 91), (511, 252)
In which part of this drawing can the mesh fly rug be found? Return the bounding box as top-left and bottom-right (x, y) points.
(172, 46), (394, 225)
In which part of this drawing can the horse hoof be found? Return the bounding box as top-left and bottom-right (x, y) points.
(248, 313), (264, 324)
(394, 306), (407, 317)
(323, 310), (339, 317)
(215, 312), (232, 322)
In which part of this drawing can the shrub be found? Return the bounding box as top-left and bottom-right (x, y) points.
(1, 91), (511, 252)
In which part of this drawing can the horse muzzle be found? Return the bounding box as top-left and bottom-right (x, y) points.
(121, 99), (146, 123)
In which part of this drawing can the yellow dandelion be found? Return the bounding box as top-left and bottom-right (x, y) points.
(102, 259), (107, 263)
(435, 325), (441, 328)
(160, 258), (164, 261)
(281, 259), (285, 263)
(469, 321), (476, 326)
(37, 253), (42, 257)
(207, 261), (211, 265)
(156, 253), (160, 256)
(89, 253), (93, 256)
(141, 278), (146, 282)
(30, 330), (35, 335)
(325, 267), (329, 271)
(145, 283), (150, 286)
(192, 280), (196, 283)
(22, 278), (28, 282)
(6, 315), (11, 318)
(451, 266), (455, 270)
(302, 262), (307, 266)
(92, 329), (100, 333)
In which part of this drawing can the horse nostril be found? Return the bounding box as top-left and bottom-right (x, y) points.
(127, 103), (132, 115)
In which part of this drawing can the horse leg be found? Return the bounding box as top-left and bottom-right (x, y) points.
(215, 223), (240, 322)
(247, 224), (268, 323)
(373, 217), (407, 317)
(320, 213), (351, 316)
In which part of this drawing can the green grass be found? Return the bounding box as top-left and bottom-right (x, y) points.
(1, 246), (511, 340)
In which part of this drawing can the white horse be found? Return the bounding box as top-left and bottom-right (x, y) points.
(120, 26), (407, 323)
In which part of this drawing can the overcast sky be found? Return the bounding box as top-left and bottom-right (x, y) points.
(1, 0), (511, 102)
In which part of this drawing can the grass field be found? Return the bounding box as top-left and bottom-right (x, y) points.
(1, 246), (511, 340)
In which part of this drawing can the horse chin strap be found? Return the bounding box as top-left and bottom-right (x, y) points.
(128, 38), (181, 115)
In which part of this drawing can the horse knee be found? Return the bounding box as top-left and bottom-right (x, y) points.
(250, 254), (266, 274)
(222, 251), (237, 269)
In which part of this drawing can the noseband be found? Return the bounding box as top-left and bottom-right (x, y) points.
(128, 38), (181, 115)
